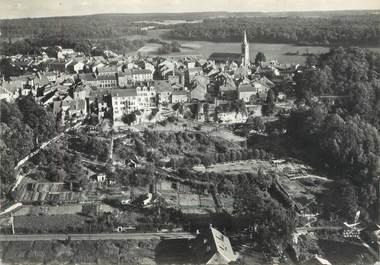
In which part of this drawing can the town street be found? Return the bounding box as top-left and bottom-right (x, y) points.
(0, 232), (196, 241)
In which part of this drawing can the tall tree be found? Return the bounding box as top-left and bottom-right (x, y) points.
(261, 89), (276, 116)
(254, 52), (266, 66)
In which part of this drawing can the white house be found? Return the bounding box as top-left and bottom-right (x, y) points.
(111, 85), (156, 123)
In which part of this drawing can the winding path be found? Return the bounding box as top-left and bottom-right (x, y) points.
(11, 122), (83, 192)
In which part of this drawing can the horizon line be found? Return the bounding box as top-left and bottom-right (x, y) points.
(1, 8), (379, 20)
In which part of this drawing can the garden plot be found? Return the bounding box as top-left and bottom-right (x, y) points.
(13, 214), (88, 233)
(193, 159), (271, 174)
(13, 203), (115, 217)
(157, 180), (215, 214)
(194, 159), (330, 207)
(209, 129), (247, 143)
(178, 193), (215, 214)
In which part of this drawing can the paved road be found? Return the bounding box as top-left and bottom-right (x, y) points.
(0, 232), (195, 241)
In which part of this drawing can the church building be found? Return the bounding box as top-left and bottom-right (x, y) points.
(241, 30), (250, 67)
(209, 30), (250, 66)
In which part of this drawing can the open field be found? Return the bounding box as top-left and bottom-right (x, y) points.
(133, 27), (380, 64)
(209, 129), (247, 143)
(12, 214), (89, 234)
(137, 43), (162, 54)
(193, 159), (321, 178)
(13, 203), (115, 217)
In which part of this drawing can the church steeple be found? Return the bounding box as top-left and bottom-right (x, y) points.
(241, 30), (250, 67)
(243, 30), (248, 45)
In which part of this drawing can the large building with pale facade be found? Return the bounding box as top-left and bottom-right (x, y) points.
(111, 85), (156, 122)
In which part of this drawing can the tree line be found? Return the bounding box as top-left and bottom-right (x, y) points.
(0, 35), (146, 56)
(171, 167), (295, 255)
(165, 15), (380, 46)
(286, 47), (380, 221)
(0, 96), (57, 194)
(295, 47), (380, 129)
(1, 15), (147, 40)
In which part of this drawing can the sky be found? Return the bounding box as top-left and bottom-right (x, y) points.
(0, 0), (379, 19)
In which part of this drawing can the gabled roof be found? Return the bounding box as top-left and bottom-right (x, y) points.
(209, 227), (238, 264)
(191, 75), (209, 87)
(9, 74), (34, 82)
(209, 53), (241, 62)
(40, 89), (58, 104)
(74, 84), (90, 93)
(69, 99), (86, 111)
(171, 90), (188, 96)
(257, 76), (275, 88)
(131, 69), (152, 75)
(111, 88), (137, 98)
(192, 227), (238, 265)
(154, 80), (172, 93)
(238, 82), (269, 92)
(171, 83), (185, 91)
(0, 87), (12, 95)
(207, 68), (219, 77)
(96, 75), (117, 81)
(79, 73), (97, 81)
(98, 65), (118, 73)
(1, 82), (18, 94)
(220, 83), (236, 92)
(234, 66), (250, 77)
(122, 69), (152, 75)
(45, 72), (56, 77)
(188, 67), (202, 72)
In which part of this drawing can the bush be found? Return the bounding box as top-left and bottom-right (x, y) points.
(122, 112), (136, 125)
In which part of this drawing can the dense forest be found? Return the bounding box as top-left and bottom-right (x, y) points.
(1, 12), (379, 55)
(0, 96), (57, 195)
(1, 14), (148, 39)
(0, 35), (147, 56)
(165, 15), (380, 46)
(0, 14), (150, 55)
(285, 47), (380, 221)
(295, 47), (380, 128)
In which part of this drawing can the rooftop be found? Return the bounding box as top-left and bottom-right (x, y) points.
(187, 67), (202, 72)
(238, 82), (268, 92)
(154, 80), (172, 92)
(121, 69), (152, 76)
(111, 88), (137, 98)
(210, 227), (238, 264)
(172, 90), (188, 96)
(98, 65), (118, 73)
(79, 73), (97, 81)
(96, 75), (117, 81)
(209, 52), (242, 62)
